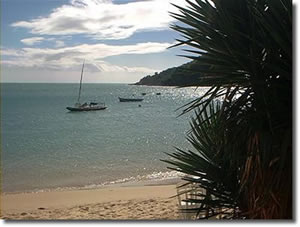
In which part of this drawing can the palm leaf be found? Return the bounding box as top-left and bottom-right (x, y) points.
(165, 0), (292, 219)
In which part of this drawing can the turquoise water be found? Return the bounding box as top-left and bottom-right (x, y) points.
(1, 83), (204, 193)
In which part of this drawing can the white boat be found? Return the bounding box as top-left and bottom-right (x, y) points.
(66, 61), (107, 111)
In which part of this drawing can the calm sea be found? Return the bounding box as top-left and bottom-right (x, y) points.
(1, 83), (205, 193)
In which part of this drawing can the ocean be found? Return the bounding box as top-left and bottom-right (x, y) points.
(1, 83), (205, 193)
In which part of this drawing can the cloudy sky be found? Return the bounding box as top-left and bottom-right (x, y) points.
(1, 0), (190, 83)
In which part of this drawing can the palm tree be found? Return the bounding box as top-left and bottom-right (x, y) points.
(164, 0), (292, 219)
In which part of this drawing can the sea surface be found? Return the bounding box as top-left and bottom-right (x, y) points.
(1, 83), (206, 193)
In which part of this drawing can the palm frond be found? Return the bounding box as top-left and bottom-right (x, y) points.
(165, 0), (292, 219)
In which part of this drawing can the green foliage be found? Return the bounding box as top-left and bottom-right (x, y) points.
(164, 102), (242, 219)
(164, 0), (292, 219)
(135, 61), (210, 86)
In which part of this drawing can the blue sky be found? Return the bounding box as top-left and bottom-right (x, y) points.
(1, 0), (190, 83)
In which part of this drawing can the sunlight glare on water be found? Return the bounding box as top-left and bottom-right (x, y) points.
(2, 83), (207, 192)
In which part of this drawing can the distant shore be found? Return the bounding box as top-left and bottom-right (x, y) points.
(1, 179), (182, 220)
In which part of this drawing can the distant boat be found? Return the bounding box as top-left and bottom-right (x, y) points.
(66, 102), (107, 111)
(118, 97), (144, 102)
(156, 92), (161, 95)
(141, 92), (147, 96)
(66, 61), (107, 111)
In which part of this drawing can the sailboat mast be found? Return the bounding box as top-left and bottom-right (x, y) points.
(77, 60), (85, 103)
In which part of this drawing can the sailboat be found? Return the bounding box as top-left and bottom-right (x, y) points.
(66, 61), (107, 111)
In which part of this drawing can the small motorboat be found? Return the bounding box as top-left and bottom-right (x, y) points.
(118, 97), (144, 102)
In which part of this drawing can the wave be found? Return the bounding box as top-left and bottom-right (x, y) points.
(3, 170), (185, 195)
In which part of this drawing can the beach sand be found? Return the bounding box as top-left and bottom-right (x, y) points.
(0, 183), (182, 220)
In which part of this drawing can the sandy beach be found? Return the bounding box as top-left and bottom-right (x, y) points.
(1, 183), (182, 220)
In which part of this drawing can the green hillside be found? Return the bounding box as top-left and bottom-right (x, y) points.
(134, 61), (208, 86)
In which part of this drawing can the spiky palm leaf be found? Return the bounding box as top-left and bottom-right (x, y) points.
(163, 102), (242, 219)
(166, 0), (292, 219)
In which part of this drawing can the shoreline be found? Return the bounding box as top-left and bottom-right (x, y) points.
(1, 179), (182, 220)
(2, 171), (183, 195)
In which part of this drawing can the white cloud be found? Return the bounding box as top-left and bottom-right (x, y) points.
(1, 48), (24, 56)
(11, 0), (185, 40)
(20, 37), (45, 45)
(20, 36), (68, 47)
(1, 41), (169, 73)
(95, 61), (157, 73)
(54, 40), (66, 48)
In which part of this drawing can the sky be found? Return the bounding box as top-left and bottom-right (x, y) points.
(0, 0), (191, 83)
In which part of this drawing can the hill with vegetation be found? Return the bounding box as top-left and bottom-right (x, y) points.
(134, 61), (208, 86)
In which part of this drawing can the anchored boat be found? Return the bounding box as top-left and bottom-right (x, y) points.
(66, 61), (107, 111)
(118, 97), (143, 102)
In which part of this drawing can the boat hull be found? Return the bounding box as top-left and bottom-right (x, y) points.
(118, 97), (143, 102)
(66, 106), (107, 111)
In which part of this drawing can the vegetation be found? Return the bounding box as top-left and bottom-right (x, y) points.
(163, 0), (292, 219)
(135, 61), (211, 86)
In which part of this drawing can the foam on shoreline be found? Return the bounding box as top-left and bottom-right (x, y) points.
(2, 170), (184, 195)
